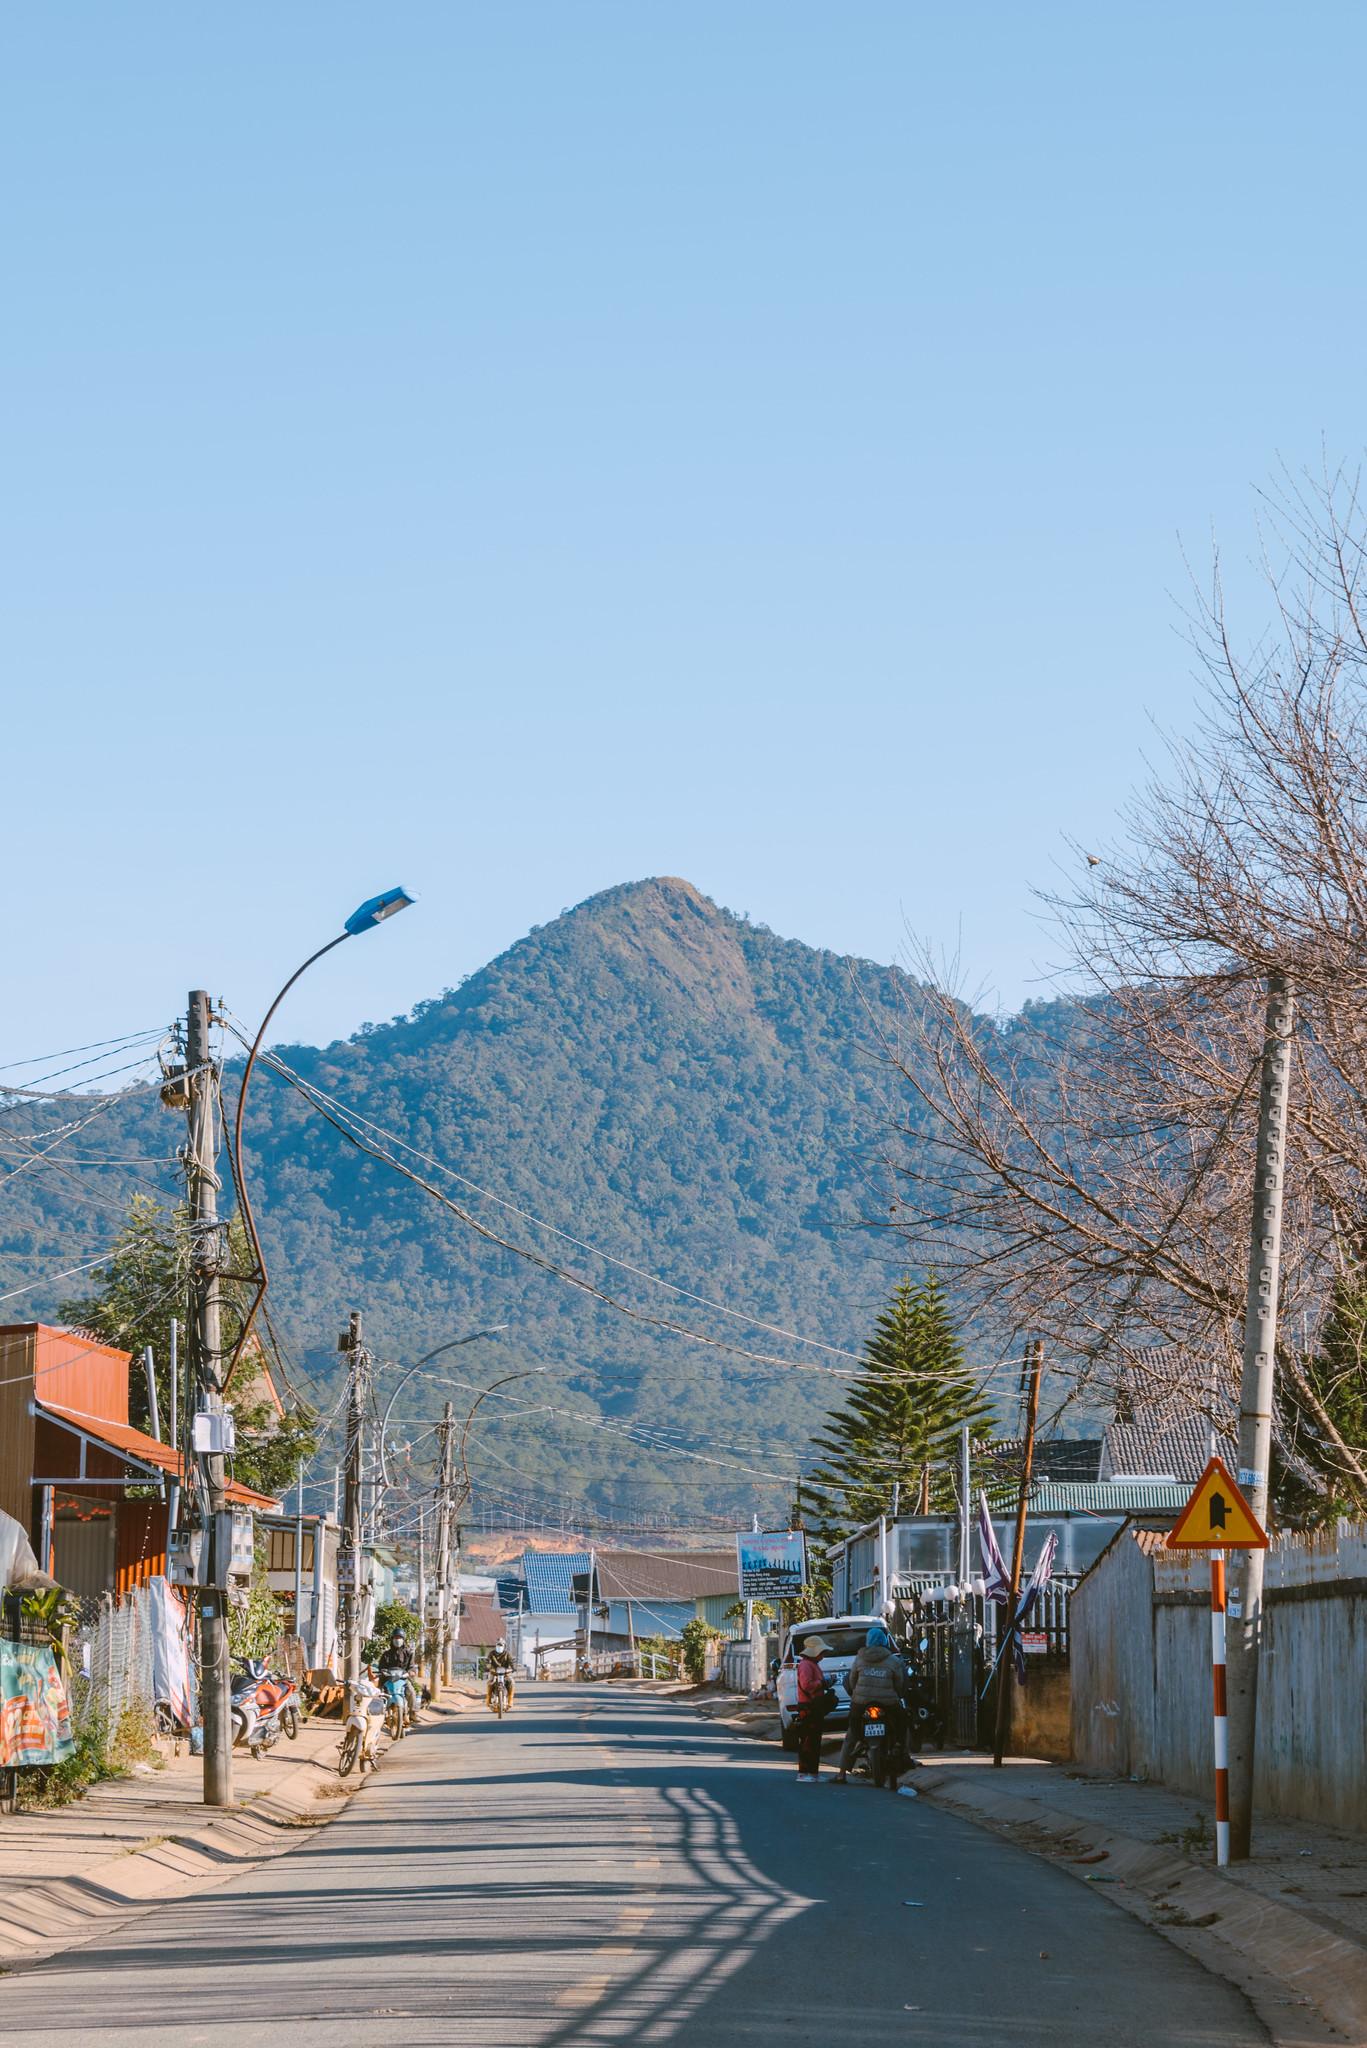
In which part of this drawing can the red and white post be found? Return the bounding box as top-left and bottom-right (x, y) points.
(1211, 1550), (1229, 1867)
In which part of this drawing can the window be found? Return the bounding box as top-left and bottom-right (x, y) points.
(265, 1530), (315, 1573)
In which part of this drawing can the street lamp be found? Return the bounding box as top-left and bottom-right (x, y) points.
(377, 1327), (510, 1491)
(226, 888), (416, 1384)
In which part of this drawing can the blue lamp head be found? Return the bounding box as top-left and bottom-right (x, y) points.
(345, 887), (416, 936)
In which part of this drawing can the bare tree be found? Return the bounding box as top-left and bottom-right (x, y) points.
(882, 467), (1367, 1510)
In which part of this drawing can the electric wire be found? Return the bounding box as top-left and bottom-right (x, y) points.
(223, 1024), (864, 1367)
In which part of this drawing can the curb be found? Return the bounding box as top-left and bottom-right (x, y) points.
(920, 1770), (1367, 2045)
(0, 1704), (456, 1967)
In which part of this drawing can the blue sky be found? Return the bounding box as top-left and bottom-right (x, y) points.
(6, 4), (1366, 1066)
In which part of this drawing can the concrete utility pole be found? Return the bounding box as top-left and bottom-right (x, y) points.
(417, 1504), (427, 1647)
(1226, 972), (1294, 1861)
(951, 1422), (976, 1746)
(293, 1461), (305, 1649)
(430, 1402), (453, 1698)
(340, 1311), (368, 1691)
(185, 990), (233, 1808)
(993, 1337), (1044, 1768)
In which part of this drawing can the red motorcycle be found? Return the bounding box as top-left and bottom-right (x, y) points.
(230, 1661), (301, 1757)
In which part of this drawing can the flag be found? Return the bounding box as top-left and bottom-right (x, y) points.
(977, 1492), (1011, 1604)
(1011, 1531), (1058, 1680)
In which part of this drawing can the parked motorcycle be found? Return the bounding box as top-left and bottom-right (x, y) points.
(338, 1675), (386, 1776)
(230, 1661), (300, 1758)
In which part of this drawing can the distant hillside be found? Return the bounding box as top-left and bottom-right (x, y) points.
(0, 878), (981, 1526)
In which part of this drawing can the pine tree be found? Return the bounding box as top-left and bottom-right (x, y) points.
(803, 1274), (994, 1549)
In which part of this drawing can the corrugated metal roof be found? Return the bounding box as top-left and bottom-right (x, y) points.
(39, 1400), (278, 1509)
(596, 1549), (737, 1600)
(456, 1593), (507, 1649)
(520, 1550), (591, 1613)
(1027, 1480), (1189, 1513)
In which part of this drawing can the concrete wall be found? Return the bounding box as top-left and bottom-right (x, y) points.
(1010, 1661), (1072, 1762)
(1070, 1529), (1162, 1777)
(1073, 1521), (1367, 1832)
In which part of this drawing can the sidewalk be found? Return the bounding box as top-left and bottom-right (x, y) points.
(915, 1754), (1367, 2044)
(917, 1755), (1367, 1950)
(0, 1692), (463, 1965)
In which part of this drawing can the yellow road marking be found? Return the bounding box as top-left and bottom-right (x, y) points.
(556, 1975), (610, 2010)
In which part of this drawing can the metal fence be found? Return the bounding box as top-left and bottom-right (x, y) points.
(66, 1589), (158, 1750)
(894, 1570), (1081, 1745)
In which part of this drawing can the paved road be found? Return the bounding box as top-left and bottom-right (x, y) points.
(0, 1687), (1265, 2045)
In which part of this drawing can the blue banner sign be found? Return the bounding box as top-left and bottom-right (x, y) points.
(736, 1530), (808, 1599)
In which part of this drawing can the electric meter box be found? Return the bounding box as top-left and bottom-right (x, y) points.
(337, 1549), (372, 1594)
(215, 1509), (255, 1580)
(192, 1410), (237, 1455)
(167, 1528), (203, 1587)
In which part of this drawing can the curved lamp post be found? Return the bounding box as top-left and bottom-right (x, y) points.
(377, 1327), (509, 1492)
(226, 888), (416, 1385)
(456, 1367), (551, 1515)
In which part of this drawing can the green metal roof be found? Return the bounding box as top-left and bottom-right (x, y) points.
(1025, 1481), (1188, 1514)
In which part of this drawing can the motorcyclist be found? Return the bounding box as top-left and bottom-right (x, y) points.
(378, 1630), (417, 1723)
(833, 1624), (909, 1783)
(486, 1638), (516, 1709)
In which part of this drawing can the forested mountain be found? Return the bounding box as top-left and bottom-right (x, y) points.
(1, 878), (1003, 1528)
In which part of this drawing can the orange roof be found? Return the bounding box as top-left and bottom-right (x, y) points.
(39, 1400), (279, 1510)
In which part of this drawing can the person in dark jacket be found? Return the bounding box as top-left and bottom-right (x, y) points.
(834, 1626), (908, 1782)
(793, 1636), (833, 1781)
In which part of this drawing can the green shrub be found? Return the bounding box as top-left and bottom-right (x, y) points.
(680, 1617), (713, 1684)
(364, 1598), (422, 1663)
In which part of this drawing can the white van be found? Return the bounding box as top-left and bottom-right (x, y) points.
(774, 1617), (883, 1748)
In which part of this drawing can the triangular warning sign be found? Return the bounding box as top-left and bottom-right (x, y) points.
(1166, 1456), (1269, 1549)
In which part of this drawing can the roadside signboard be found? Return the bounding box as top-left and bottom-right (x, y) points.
(736, 1530), (807, 1600)
(1166, 1456), (1268, 1872)
(1020, 1631), (1048, 1656)
(1165, 1456), (1268, 1550)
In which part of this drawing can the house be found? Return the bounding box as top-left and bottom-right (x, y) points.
(510, 1547), (742, 1669)
(514, 1549), (590, 1672)
(261, 1510), (343, 1666)
(829, 1477), (1191, 1617)
(595, 1549), (737, 1642)
(455, 1591), (507, 1663)
(0, 1323), (278, 1600)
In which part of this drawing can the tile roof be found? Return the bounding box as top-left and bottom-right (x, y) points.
(520, 1551), (592, 1613)
(1110, 1349), (1239, 1431)
(39, 1400), (278, 1509)
(990, 1437), (1104, 1484)
(1103, 1415), (1234, 1484)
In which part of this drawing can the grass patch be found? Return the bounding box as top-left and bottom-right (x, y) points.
(1157, 1812), (1214, 1856)
(21, 1700), (163, 1810)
